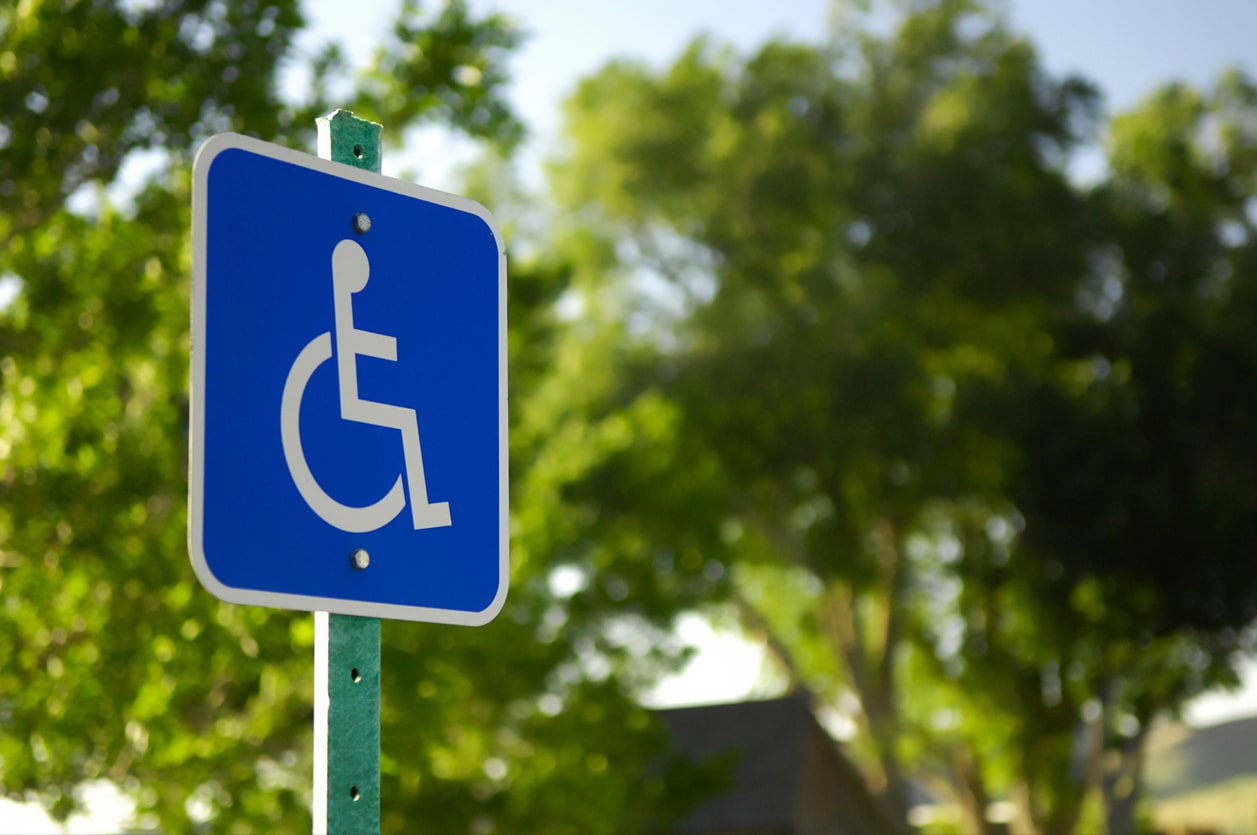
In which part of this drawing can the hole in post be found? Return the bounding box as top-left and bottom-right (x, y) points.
(351, 667), (362, 683)
(353, 144), (363, 158)
(350, 786), (361, 801)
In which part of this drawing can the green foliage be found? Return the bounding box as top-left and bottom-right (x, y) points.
(0, 1), (720, 832)
(5, 0), (1257, 833)
(546, 1), (1257, 832)
(1017, 73), (1257, 638)
(358, 0), (525, 149)
(0, 0), (304, 243)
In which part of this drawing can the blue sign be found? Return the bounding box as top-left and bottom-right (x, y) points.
(190, 133), (507, 624)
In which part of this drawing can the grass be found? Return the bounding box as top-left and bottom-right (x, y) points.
(1151, 775), (1257, 835)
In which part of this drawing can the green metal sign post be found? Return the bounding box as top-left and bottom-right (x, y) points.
(192, 104), (507, 832)
(312, 110), (384, 835)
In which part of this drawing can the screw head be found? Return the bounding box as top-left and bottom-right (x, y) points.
(352, 212), (372, 234)
(350, 549), (370, 571)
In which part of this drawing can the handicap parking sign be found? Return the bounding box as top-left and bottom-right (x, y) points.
(189, 133), (506, 625)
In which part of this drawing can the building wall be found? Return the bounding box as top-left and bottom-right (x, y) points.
(794, 724), (893, 835)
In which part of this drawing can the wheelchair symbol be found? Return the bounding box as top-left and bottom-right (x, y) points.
(280, 239), (452, 533)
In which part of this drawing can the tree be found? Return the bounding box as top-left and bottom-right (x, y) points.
(545, 1), (1257, 831)
(1003, 69), (1257, 833)
(8, 1), (1256, 832)
(0, 2), (719, 832)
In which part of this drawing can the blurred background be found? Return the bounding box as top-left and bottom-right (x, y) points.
(2, 0), (1257, 832)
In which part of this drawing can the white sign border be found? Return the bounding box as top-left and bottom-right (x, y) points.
(189, 132), (508, 626)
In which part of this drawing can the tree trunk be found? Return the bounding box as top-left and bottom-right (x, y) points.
(951, 745), (1002, 835)
(1011, 779), (1043, 835)
(1102, 722), (1150, 835)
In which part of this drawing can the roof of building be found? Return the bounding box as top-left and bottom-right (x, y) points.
(654, 692), (872, 834)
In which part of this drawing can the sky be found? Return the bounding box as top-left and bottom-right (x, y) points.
(296, 0), (1257, 188)
(287, 0), (1257, 721)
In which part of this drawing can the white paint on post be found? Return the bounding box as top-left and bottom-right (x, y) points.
(313, 609), (330, 835)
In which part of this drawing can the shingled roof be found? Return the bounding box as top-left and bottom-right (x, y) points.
(654, 694), (894, 835)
